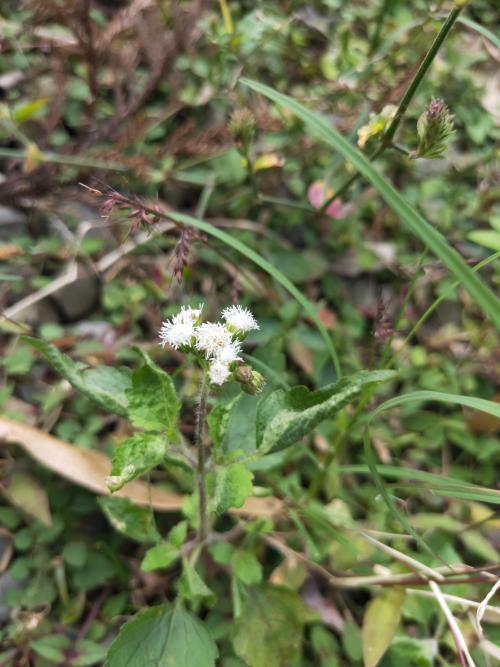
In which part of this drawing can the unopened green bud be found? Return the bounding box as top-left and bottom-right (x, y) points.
(412, 98), (454, 159)
(228, 109), (256, 149)
(234, 365), (265, 395)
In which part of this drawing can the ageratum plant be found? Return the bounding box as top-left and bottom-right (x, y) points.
(24, 305), (394, 666)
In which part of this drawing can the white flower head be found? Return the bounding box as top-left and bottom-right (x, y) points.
(222, 305), (259, 333)
(209, 359), (231, 386)
(177, 304), (203, 323)
(195, 322), (234, 358)
(158, 304), (203, 350)
(217, 342), (242, 364)
(159, 318), (194, 349)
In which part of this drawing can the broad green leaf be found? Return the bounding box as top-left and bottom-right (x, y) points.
(342, 622), (363, 662)
(98, 496), (159, 543)
(178, 559), (215, 605)
(141, 543), (179, 572)
(386, 637), (437, 667)
(240, 78), (500, 329)
(468, 230), (500, 252)
(232, 550), (263, 586)
(410, 513), (464, 533)
(72, 639), (107, 667)
(107, 433), (168, 492)
(223, 393), (260, 455)
(166, 211), (342, 378)
(233, 585), (308, 667)
(13, 98), (48, 123)
(62, 541), (88, 568)
(362, 589), (405, 667)
(126, 350), (180, 435)
(257, 370), (395, 453)
(168, 520), (188, 548)
(310, 626), (340, 666)
(460, 530), (499, 563)
(23, 337), (130, 417)
(104, 604), (218, 667)
(30, 635), (70, 663)
(212, 463), (254, 514)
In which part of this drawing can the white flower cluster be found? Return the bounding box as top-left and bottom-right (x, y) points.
(159, 304), (259, 386)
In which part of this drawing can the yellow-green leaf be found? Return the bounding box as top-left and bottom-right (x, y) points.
(362, 588), (405, 667)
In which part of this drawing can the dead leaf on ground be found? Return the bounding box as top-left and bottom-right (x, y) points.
(0, 244), (23, 260)
(465, 394), (500, 433)
(0, 418), (283, 518)
(2, 471), (52, 526)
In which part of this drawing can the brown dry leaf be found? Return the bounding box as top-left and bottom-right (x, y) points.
(0, 244), (23, 260)
(465, 394), (500, 433)
(2, 472), (52, 526)
(288, 338), (314, 375)
(0, 418), (282, 518)
(0, 527), (13, 573)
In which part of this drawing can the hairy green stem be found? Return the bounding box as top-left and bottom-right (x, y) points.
(195, 372), (209, 542)
(318, 5), (463, 215)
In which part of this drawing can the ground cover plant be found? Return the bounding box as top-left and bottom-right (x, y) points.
(0, 0), (499, 665)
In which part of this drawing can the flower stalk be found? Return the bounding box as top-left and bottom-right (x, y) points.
(195, 372), (209, 542)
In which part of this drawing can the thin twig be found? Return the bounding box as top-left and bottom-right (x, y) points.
(429, 580), (477, 667)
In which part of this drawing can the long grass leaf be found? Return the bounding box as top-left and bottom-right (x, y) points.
(240, 78), (500, 329)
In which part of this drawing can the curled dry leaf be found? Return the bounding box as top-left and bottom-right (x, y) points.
(0, 418), (282, 518)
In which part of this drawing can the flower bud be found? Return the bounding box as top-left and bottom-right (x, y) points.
(235, 365), (265, 395)
(412, 98), (454, 159)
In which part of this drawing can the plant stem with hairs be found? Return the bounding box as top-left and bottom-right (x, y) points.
(195, 372), (209, 542)
(318, 4), (463, 216)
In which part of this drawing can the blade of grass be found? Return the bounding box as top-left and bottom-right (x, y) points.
(370, 391), (500, 421)
(240, 78), (500, 329)
(364, 390), (500, 554)
(166, 210), (342, 378)
(457, 15), (500, 50)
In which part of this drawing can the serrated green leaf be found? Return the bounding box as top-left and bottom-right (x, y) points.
(141, 543), (179, 572)
(104, 604), (218, 667)
(98, 496), (159, 543)
(212, 464), (254, 514)
(257, 370), (395, 453)
(23, 337), (130, 417)
(178, 559), (215, 605)
(362, 589), (405, 667)
(168, 520), (188, 548)
(232, 550), (263, 585)
(233, 585), (307, 667)
(126, 350), (180, 434)
(108, 433), (168, 492)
